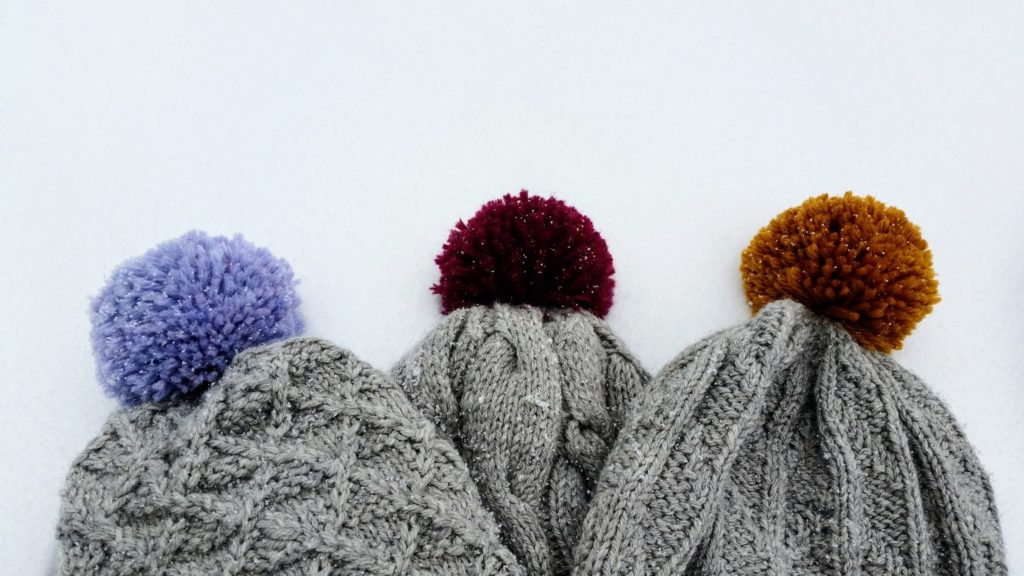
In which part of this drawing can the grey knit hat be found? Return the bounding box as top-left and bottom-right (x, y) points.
(391, 192), (649, 575)
(58, 233), (523, 575)
(574, 194), (1005, 575)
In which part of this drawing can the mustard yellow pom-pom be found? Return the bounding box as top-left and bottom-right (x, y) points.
(740, 192), (940, 353)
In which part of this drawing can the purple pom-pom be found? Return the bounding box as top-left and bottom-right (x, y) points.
(91, 231), (303, 405)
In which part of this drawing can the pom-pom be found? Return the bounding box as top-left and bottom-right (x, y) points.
(91, 231), (303, 405)
(741, 192), (940, 352)
(433, 190), (615, 317)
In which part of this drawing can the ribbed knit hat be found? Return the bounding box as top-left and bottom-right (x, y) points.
(574, 193), (1005, 575)
(58, 232), (523, 575)
(391, 192), (650, 575)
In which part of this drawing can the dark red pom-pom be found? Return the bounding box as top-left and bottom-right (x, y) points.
(433, 190), (616, 317)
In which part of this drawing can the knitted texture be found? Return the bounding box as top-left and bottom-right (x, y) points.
(573, 300), (1005, 575)
(391, 304), (649, 576)
(58, 338), (524, 576)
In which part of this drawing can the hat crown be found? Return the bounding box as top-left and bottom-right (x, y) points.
(575, 300), (1005, 574)
(59, 338), (524, 575)
(393, 303), (648, 574)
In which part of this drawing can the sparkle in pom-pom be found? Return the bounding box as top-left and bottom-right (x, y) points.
(433, 190), (615, 317)
(741, 192), (939, 352)
(91, 231), (303, 405)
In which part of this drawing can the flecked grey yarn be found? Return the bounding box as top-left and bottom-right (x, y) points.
(391, 304), (649, 576)
(573, 300), (1005, 575)
(58, 338), (524, 576)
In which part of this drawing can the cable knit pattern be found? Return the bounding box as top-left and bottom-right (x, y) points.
(392, 304), (649, 576)
(57, 338), (524, 576)
(573, 300), (1005, 575)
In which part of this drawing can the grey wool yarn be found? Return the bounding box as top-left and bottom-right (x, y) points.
(393, 192), (650, 575)
(573, 301), (1004, 575)
(392, 305), (648, 575)
(58, 338), (525, 575)
(573, 194), (1006, 575)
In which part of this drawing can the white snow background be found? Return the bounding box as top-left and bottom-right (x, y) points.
(2, 2), (1022, 572)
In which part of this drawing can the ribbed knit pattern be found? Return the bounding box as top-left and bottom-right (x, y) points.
(573, 300), (1005, 576)
(58, 338), (524, 576)
(392, 304), (649, 576)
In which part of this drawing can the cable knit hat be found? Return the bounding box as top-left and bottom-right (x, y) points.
(574, 193), (1005, 575)
(391, 191), (650, 575)
(58, 232), (523, 575)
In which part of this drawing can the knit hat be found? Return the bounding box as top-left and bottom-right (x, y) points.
(391, 192), (650, 575)
(574, 193), (1005, 575)
(58, 232), (523, 575)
